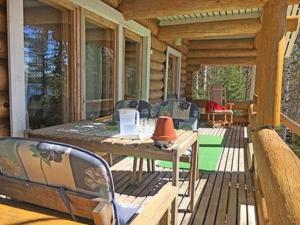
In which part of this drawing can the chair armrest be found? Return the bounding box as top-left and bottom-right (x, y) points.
(95, 115), (112, 122)
(93, 201), (114, 225)
(130, 184), (178, 225)
(226, 103), (234, 110)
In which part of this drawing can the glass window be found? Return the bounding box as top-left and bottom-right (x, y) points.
(24, 0), (72, 129)
(124, 31), (142, 99)
(85, 20), (115, 119)
(167, 55), (178, 96)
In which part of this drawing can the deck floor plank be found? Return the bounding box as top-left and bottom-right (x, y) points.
(109, 124), (257, 225)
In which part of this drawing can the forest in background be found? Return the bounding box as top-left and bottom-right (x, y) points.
(191, 33), (300, 157)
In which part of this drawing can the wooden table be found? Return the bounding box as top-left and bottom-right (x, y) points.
(26, 121), (199, 211)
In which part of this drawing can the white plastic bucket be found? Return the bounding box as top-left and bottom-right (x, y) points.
(119, 108), (140, 135)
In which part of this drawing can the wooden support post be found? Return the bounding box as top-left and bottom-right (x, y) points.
(255, 0), (287, 127)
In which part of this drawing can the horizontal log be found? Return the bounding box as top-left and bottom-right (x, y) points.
(181, 54), (187, 61)
(181, 61), (187, 68)
(0, 35), (7, 59)
(281, 113), (300, 136)
(181, 83), (186, 89)
(181, 75), (187, 82)
(158, 19), (261, 40)
(253, 129), (300, 225)
(181, 68), (187, 75)
(136, 19), (159, 36)
(151, 50), (166, 63)
(151, 36), (167, 52)
(0, 91), (9, 119)
(0, 63), (8, 91)
(102, 0), (120, 8)
(149, 97), (163, 104)
(188, 49), (257, 58)
(188, 57), (257, 66)
(286, 16), (299, 32)
(0, 0), (6, 7)
(189, 38), (255, 50)
(0, 119), (9, 136)
(180, 88), (185, 96)
(150, 70), (164, 81)
(0, 8), (6, 33)
(151, 61), (164, 71)
(287, 0), (300, 4)
(150, 80), (164, 91)
(187, 65), (201, 73)
(149, 90), (163, 99)
(119, 0), (266, 20)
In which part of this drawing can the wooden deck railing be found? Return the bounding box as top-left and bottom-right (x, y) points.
(248, 104), (300, 225)
(253, 129), (300, 225)
(189, 99), (252, 123)
(281, 113), (300, 137)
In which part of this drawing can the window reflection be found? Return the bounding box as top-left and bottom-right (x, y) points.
(85, 21), (115, 119)
(24, 0), (71, 129)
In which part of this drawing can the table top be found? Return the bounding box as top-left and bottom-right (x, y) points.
(26, 121), (198, 158)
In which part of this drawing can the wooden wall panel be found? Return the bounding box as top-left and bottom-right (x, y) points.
(0, 2), (10, 136)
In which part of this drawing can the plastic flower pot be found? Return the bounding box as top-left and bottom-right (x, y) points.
(152, 116), (176, 142)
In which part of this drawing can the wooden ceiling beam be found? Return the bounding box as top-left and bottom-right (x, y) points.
(188, 39), (255, 50)
(188, 49), (257, 58)
(287, 0), (300, 4)
(118, 0), (267, 20)
(187, 57), (257, 66)
(286, 16), (299, 32)
(158, 19), (262, 40)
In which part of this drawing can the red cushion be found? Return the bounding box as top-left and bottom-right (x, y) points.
(205, 100), (225, 113)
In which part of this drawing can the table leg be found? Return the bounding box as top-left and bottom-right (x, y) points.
(171, 149), (179, 225)
(172, 150), (179, 186)
(131, 157), (138, 184)
(138, 158), (144, 183)
(189, 140), (199, 211)
(171, 195), (178, 225)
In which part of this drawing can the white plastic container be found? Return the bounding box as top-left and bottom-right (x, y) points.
(119, 108), (140, 136)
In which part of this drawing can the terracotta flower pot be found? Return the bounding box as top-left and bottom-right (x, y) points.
(152, 116), (176, 142)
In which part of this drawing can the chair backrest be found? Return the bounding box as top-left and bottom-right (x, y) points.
(158, 100), (199, 130)
(112, 100), (151, 122)
(208, 85), (227, 106)
(0, 137), (117, 222)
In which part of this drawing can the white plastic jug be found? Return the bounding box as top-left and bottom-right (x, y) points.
(119, 108), (140, 135)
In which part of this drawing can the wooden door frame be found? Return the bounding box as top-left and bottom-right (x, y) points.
(164, 46), (182, 101)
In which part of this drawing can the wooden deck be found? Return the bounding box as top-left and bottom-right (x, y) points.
(111, 124), (257, 225)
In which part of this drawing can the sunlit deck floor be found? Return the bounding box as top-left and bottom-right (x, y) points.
(111, 124), (257, 225)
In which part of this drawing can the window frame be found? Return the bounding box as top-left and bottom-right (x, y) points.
(123, 28), (143, 100)
(8, 0), (151, 136)
(164, 46), (182, 101)
(81, 9), (118, 119)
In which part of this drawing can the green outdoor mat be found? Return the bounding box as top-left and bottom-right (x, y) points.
(157, 135), (224, 172)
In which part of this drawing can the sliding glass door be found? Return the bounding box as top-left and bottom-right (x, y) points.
(24, 0), (73, 129)
(84, 16), (116, 119)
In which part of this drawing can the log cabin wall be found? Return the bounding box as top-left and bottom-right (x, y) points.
(103, 0), (190, 103)
(0, 0), (9, 136)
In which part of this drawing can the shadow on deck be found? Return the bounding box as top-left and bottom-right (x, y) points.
(111, 124), (257, 225)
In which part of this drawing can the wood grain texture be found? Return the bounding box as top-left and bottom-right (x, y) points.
(118, 0), (266, 19)
(151, 50), (166, 63)
(151, 36), (167, 52)
(0, 198), (89, 225)
(0, 176), (98, 219)
(158, 19), (262, 40)
(189, 39), (255, 50)
(281, 113), (300, 136)
(188, 57), (257, 66)
(188, 49), (257, 58)
(253, 128), (300, 225)
(0, 8), (6, 33)
(136, 19), (159, 36)
(0, 62), (8, 91)
(255, 0), (287, 126)
(0, 91), (9, 119)
(0, 35), (7, 59)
